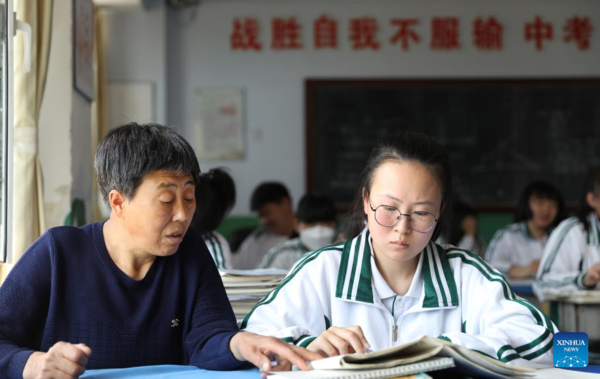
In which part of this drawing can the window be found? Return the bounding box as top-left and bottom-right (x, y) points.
(0, 0), (12, 263)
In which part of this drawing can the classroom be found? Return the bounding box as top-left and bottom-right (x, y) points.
(0, 0), (599, 378)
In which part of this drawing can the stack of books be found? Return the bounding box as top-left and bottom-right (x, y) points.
(219, 268), (289, 322)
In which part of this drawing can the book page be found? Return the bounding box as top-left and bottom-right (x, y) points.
(309, 335), (442, 370)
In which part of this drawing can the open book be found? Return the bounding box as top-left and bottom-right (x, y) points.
(306, 335), (536, 379)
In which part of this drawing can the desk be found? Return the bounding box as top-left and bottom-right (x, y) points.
(545, 292), (600, 341)
(81, 365), (600, 378)
(80, 366), (260, 378)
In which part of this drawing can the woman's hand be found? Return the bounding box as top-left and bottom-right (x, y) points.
(229, 331), (322, 375)
(307, 326), (371, 357)
(23, 342), (92, 379)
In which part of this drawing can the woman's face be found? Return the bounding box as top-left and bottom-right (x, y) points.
(528, 194), (558, 230)
(363, 161), (443, 266)
(586, 190), (600, 218)
(119, 170), (196, 258)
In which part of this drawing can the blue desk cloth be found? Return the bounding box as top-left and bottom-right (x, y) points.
(80, 366), (261, 378)
(81, 365), (600, 378)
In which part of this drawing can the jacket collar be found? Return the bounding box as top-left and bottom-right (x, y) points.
(335, 228), (459, 308)
(587, 212), (600, 245)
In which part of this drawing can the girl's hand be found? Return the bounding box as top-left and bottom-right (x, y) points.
(307, 325), (371, 357)
(583, 263), (600, 288)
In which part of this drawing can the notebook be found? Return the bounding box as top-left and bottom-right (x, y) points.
(268, 360), (447, 378)
(305, 335), (536, 379)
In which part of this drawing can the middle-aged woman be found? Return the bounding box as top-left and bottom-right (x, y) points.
(0, 123), (319, 379)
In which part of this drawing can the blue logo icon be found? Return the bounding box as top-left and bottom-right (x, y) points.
(553, 332), (588, 367)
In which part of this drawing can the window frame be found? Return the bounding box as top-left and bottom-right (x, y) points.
(1, 0), (14, 263)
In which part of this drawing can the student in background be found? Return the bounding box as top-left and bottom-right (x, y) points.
(535, 168), (600, 301)
(438, 199), (486, 259)
(191, 168), (235, 269)
(234, 182), (296, 269)
(243, 131), (554, 365)
(486, 180), (567, 279)
(261, 193), (337, 270)
(0, 123), (319, 379)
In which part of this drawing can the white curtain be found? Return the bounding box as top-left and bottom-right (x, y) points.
(11, 0), (53, 261)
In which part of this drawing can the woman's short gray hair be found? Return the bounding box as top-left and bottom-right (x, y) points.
(95, 122), (201, 206)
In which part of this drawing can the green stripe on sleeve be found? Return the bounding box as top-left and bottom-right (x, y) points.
(515, 329), (551, 353)
(298, 337), (316, 348)
(522, 339), (553, 361)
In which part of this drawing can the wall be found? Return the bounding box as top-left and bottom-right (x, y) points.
(104, 0), (167, 125)
(39, 0), (93, 228)
(165, 0), (600, 217)
(100, 1), (599, 241)
(38, 0), (74, 228)
(71, 92), (92, 224)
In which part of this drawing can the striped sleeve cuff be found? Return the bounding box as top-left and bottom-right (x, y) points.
(576, 272), (596, 290)
(296, 336), (316, 348)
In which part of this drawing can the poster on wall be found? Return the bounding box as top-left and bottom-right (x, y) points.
(195, 88), (245, 161)
(108, 82), (155, 129)
(73, 0), (94, 101)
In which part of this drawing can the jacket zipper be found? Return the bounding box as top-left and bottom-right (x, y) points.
(392, 324), (398, 342)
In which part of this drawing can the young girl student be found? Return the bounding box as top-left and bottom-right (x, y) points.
(243, 132), (555, 366)
(486, 181), (567, 279)
(534, 168), (600, 301)
(438, 199), (487, 259)
(191, 168), (236, 269)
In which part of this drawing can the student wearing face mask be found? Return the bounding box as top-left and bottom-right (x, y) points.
(260, 194), (337, 270)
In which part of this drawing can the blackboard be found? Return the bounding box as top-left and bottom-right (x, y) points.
(305, 79), (600, 210)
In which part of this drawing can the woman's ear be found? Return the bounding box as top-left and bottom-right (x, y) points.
(586, 191), (598, 210)
(109, 190), (127, 217)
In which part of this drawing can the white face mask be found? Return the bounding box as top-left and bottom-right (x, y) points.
(299, 226), (335, 251)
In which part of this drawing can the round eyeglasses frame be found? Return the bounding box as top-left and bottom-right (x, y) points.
(368, 201), (438, 233)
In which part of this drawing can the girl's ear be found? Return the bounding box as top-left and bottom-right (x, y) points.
(362, 188), (370, 216)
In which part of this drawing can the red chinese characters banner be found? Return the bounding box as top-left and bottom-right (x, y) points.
(229, 15), (594, 52)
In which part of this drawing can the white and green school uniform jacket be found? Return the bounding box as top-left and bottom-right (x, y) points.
(534, 213), (600, 301)
(234, 227), (288, 269)
(260, 237), (309, 270)
(486, 222), (548, 273)
(202, 231), (232, 269)
(242, 228), (556, 366)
